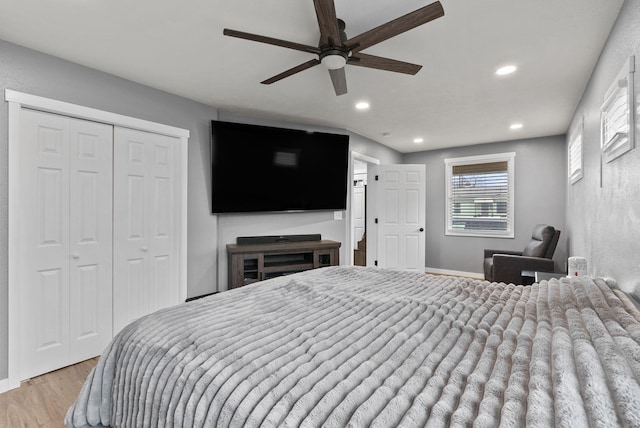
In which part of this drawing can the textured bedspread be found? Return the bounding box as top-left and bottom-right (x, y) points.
(66, 266), (640, 427)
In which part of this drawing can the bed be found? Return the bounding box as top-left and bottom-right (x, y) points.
(66, 266), (640, 427)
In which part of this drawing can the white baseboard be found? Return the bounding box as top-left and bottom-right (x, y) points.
(425, 267), (484, 280)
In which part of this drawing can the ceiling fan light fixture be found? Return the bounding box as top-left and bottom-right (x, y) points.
(321, 53), (347, 70)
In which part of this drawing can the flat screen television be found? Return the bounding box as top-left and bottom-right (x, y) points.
(211, 120), (350, 214)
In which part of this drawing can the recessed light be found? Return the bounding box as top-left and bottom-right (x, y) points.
(355, 101), (370, 110)
(496, 65), (517, 76)
(413, 137), (424, 144)
(510, 123), (523, 130)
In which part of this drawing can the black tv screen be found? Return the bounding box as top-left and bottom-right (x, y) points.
(211, 120), (350, 214)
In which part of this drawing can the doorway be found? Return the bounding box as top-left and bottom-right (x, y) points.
(352, 160), (367, 265)
(348, 152), (379, 266)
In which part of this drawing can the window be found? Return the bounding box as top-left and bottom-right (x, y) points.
(445, 152), (515, 238)
(568, 118), (583, 184)
(601, 56), (635, 163)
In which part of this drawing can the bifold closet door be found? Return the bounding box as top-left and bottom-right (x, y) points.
(19, 109), (113, 380)
(113, 127), (179, 334)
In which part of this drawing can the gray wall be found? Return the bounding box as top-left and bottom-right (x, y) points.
(566, 0), (640, 297)
(0, 39), (220, 380)
(403, 136), (567, 275)
(215, 112), (402, 290)
(0, 40), (401, 381)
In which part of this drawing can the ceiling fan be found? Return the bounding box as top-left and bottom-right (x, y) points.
(223, 0), (444, 96)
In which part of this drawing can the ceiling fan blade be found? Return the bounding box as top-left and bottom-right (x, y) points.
(224, 29), (320, 55)
(329, 68), (348, 96)
(348, 53), (422, 75)
(261, 59), (321, 85)
(345, 1), (444, 53)
(313, 0), (341, 47)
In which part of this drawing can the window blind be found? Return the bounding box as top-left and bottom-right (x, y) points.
(602, 82), (629, 147)
(568, 129), (583, 183)
(449, 161), (509, 232)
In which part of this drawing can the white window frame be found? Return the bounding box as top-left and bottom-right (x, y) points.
(445, 152), (515, 238)
(601, 56), (635, 163)
(568, 117), (584, 184)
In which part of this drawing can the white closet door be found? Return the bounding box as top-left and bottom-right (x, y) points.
(19, 110), (113, 380)
(69, 119), (114, 363)
(113, 127), (179, 334)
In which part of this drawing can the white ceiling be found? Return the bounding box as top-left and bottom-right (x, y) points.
(0, 0), (624, 153)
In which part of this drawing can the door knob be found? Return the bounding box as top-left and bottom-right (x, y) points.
(419, 228), (424, 232)
(72, 252), (80, 259)
(141, 246), (149, 252)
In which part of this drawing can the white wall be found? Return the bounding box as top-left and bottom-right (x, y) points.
(566, 0), (640, 298)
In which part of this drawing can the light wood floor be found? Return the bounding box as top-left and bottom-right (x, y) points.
(0, 358), (98, 428)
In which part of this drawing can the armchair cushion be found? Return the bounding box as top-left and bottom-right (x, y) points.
(483, 249), (522, 259)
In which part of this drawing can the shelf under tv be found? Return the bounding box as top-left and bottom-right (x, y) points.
(227, 240), (341, 289)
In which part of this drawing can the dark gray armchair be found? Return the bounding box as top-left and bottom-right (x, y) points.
(483, 224), (560, 284)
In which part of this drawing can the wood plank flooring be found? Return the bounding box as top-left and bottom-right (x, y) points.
(0, 358), (98, 428)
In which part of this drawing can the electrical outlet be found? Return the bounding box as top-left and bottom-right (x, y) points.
(334, 211), (343, 220)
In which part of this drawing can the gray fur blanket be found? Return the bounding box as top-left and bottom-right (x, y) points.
(66, 266), (640, 427)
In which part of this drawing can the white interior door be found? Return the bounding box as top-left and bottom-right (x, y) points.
(113, 127), (178, 334)
(19, 110), (113, 380)
(368, 164), (426, 271)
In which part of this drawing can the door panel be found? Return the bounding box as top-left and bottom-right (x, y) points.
(20, 111), (113, 379)
(35, 268), (66, 352)
(404, 235), (421, 270)
(113, 128), (178, 334)
(384, 189), (400, 223)
(148, 136), (176, 313)
(152, 255), (172, 311)
(383, 236), (399, 268)
(405, 189), (420, 224)
(38, 168), (65, 246)
(371, 165), (426, 272)
(20, 110), (71, 379)
(75, 264), (99, 339)
(69, 118), (113, 362)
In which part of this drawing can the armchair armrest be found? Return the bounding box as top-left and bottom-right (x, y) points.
(492, 254), (555, 285)
(484, 249), (523, 259)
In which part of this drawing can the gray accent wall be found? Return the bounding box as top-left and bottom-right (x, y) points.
(0, 40), (401, 381)
(0, 39), (220, 381)
(215, 112), (402, 290)
(566, 0), (640, 298)
(403, 136), (567, 275)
